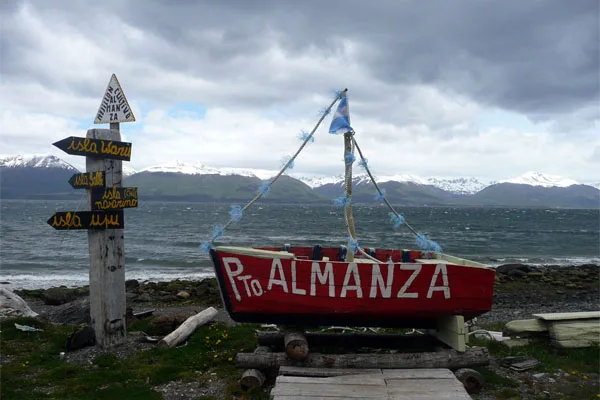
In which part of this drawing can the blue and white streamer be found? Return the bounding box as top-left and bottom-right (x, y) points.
(199, 241), (212, 254)
(348, 237), (360, 252)
(358, 158), (368, 169)
(281, 156), (295, 171)
(390, 213), (405, 228)
(333, 195), (349, 207)
(258, 180), (271, 197)
(229, 205), (243, 222)
(415, 233), (442, 252)
(210, 225), (224, 241)
(298, 130), (314, 143)
(345, 151), (356, 164)
(375, 189), (386, 202)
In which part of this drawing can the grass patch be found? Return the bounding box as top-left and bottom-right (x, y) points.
(1, 317), (265, 400)
(474, 367), (519, 389)
(470, 335), (599, 374)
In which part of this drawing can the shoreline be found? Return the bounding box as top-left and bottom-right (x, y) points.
(13, 263), (599, 328)
(3, 262), (599, 292)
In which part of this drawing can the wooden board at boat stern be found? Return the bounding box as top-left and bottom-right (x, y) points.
(209, 249), (495, 327)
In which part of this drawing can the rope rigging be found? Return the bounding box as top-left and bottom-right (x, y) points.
(200, 89), (441, 256)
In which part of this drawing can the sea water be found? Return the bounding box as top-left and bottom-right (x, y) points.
(1, 200), (598, 289)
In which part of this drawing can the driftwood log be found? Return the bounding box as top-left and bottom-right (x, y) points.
(158, 307), (218, 348)
(284, 331), (309, 360)
(454, 368), (485, 394)
(258, 332), (441, 350)
(240, 346), (271, 389)
(236, 347), (489, 370)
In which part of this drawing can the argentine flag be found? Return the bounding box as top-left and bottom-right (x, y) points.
(328, 94), (352, 135)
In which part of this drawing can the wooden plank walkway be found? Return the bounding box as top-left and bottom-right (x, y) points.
(271, 368), (472, 399)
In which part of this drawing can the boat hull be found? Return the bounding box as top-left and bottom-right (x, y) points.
(210, 247), (495, 328)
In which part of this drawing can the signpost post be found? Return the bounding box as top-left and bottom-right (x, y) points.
(49, 74), (136, 348)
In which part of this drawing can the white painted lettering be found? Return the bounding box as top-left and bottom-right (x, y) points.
(397, 263), (422, 298)
(238, 275), (253, 297)
(427, 264), (450, 299)
(222, 257), (244, 301)
(310, 262), (335, 297)
(267, 258), (289, 293)
(340, 263), (362, 298)
(250, 279), (263, 296)
(369, 263), (394, 298)
(291, 260), (306, 295)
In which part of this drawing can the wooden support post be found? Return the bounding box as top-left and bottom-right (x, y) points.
(87, 126), (126, 348)
(431, 315), (467, 352)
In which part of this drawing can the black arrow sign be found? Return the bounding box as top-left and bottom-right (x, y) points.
(47, 211), (124, 230)
(90, 187), (138, 211)
(68, 171), (106, 189)
(53, 136), (132, 161)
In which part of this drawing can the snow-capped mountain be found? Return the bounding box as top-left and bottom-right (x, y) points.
(425, 177), (488, 195)
(500, 172), (580, 188)
(139, 161), (277, 180)
(122, 165), (137, 177)
(0, 155), (75, 170)
(295, 173), (487, 194)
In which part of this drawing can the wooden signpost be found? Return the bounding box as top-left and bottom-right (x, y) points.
(48, 73), (136, 348)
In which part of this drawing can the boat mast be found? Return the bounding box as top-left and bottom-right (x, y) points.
(343, 130), (357, 261)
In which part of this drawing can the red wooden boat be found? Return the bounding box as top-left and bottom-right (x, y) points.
(206, 90), (495, 328)
(210, 245), (495, 328)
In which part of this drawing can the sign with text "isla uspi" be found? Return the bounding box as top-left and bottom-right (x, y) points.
(47, 211), (125, 230)
(94, 74), (135, 124)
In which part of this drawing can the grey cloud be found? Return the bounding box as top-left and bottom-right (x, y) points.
(2, 0), (598, 120)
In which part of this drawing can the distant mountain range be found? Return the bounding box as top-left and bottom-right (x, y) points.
(1, 155), (598, 208)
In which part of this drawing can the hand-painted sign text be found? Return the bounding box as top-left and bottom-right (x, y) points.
(91, 187), (138, 211)
(221, 257), (450, 302)
(47, 211), (125, 230)
(53, 137), (132, 161)
(68, 171), (106, 189)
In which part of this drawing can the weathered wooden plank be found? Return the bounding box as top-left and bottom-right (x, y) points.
(237, 347), (489, 370)
(554, 339), (600, 348)
(533, 311), (600, 321)
(548, 320), (600, 347)
(278, 366), (382, 377)
(87, 127), (126, 348)
(386, 389), (471, 399)
(275, 376), (386, 385)
(381, 368), (456, 379)
(271, 382), (388, 397)
(273, 397), (373, 400)
(384, 378), (464, 389)
(503, 319), (548, 337)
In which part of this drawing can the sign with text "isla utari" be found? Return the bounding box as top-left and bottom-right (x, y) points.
(94, 74), (136, 124)
(90, 187), (138, 211)
(68, 171), (106, 189)
(47, 211), (125, 230)
(53, 136), (132, 161)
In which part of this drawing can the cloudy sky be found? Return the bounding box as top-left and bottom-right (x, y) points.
(1, 0), (598, 183)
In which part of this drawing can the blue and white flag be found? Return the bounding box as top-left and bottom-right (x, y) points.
(328, 94), (352, 135)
